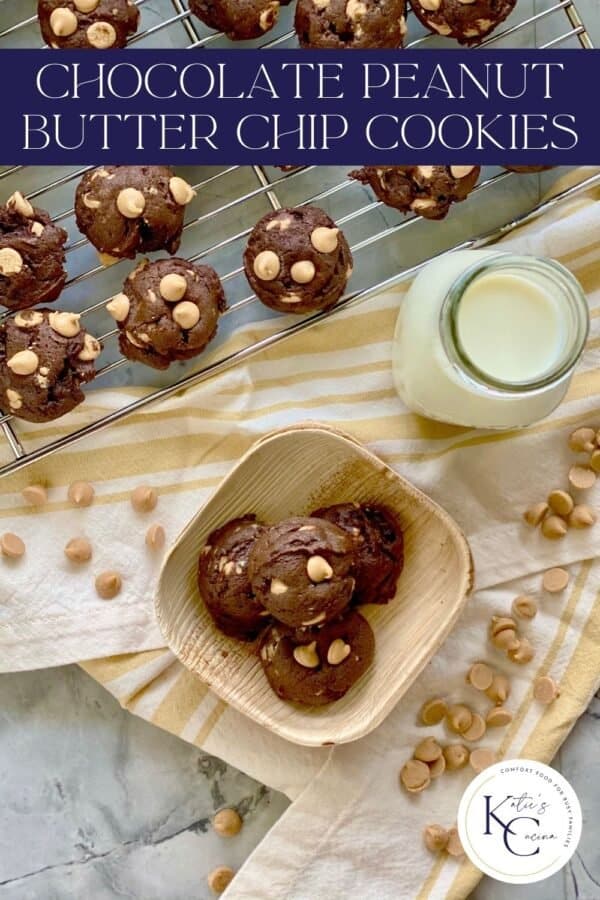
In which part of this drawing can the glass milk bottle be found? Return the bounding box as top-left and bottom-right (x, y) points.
(392, 250), (589, 429)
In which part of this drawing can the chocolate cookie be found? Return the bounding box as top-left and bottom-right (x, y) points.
(503, 165), (555, 173)
(106, 257), (226, 370)
(75, 166), (195, 263)
(248, 516), (356, 628)
(38, 0), (139, 48)
(198, 516), (267, 640)
(189, 0), (291, 40)
(349, 165), (480, 220)
(0, 309), (101, 423)
(243, 206), (353, 314)
(409, 0), (516, 44)
(259, 610), (375, 705)
(295, 0), (406, 49)
(312, 502), (404, 605)
(0, 192), (68, 312)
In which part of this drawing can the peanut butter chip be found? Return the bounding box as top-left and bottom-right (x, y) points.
(22, 484), (47, 507)
(14, 311), (44, 328)
(590, 450), (600, 473)
(95, 571), (122, 600)
(87, 21), (117, 47)
(270, 578), (288, 595)
(83, 193), (101, 210)
(541, 515), (568, 540)
(145, 523), (165, 551)
(512, 595), (537, 620)
(568, 505), (596, 528)
(443, 744), (469, 770)
(523, 502), (549, 527)
(462, 713), (486, 743)
(306, 554), (333, 582)
(74, 0), (99, 10)
(469, 747), (496, 773)
(169, 176), (196, 206)
(207, 866), (234, 895)
(446, 704), (473, 735)
(327, 638), (351, 665)
(7, 350), (39, 376)
(253, 250), (280, 281)
(450, 165), (475, 178)
(49, 311), (81, 338)
(0, 532), (25, 559)
(131, 484), (158, 513)
(6, 389), (22, 410)
(0, 247), (23, 276)
(346, 0), (366, 19)
(542, 567), (569, 593)
(64, 537), (92, 563)
(290, 260), (316, 284)
(419, 0), (441, 10)
(548, 490), (574, 517)
(569, 427), (596, 453)
(31, 222), (44, 236)
(486, 674), (510, 705)
(400, 759), (431, 793)
(420, 697), (447, 725)
(486, 706), (512, 727)
(489, 616), (519, 651)
(259, 3), (278, 29)
(78, 334), (101, 362)
(293, 641), (319, 668)
(106, 293), (130, 322)
(569, 465), (596, 491)
(68, 480), (95, 508)
(446, 827), (465, 857)
(508, 637), (535, 665)
(428, 755), (446, 778)
(414, 737), (442, 763)
(50, 7), (78, 36)
(310, 226), (339, 253)
(159, 273), (187, 302)
(212, 808), (242, 838)
(423, 824), (449, 853)
(172, 301), (200, 330)
(7, 191), (34, 218)
(533, 675), (560, 704)
(116, 188), (146, 219)
(467, 662), (494, 691)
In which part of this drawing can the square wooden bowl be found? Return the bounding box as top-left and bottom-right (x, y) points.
(155, 424), (473, 747)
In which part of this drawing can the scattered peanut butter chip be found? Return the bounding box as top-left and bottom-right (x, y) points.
(542, 567), (569, 593)
(590, 450), (600, 473)
(533, 675), (560, 704)
(568, 504), (596, 529)
(207, 866), (235, 894)
(0, 532), (25, 559)
(489, 616), (519, 651)
(293, 641), (319, 668)
(486, 706), (512, 727)
(485, 673), (510, 705)
(428, 755), (446, 778)
(420, 697), (447, 726)
(467, 662), (494, 692)
(523, 502), (549, 527)
(462, 713), (486, 743)
(446, 827), (465, 857)
(400, 759), (431, 793)
(512, 595), (537, 620)
(569, 465), (597, 491)
(443, 744), (469, 770)
(541, 515), (568, 540)
(145, 523), (165, 551)
(212, 808), (242, 837)
(547, 490), (574, 518)
(95, 571), (122, 600)
(68, 480), (95, 508)
(446, 704), (473, 735)
(569, 427), (596, 453)
(306, 554), (333, 582)
(64, 537), (92, 564)
(508, 637), (535, 665)
(469, 747), (496, 773)
(21, 484), (47, 507)
(414, 737), (443, 763)
(423, 824), (449, 853)
(131, 484), (158, 513)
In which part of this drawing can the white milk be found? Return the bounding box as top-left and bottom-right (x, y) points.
(392, 250), (589, 429)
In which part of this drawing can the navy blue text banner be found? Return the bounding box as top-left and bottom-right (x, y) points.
(1, 49), (598, 165)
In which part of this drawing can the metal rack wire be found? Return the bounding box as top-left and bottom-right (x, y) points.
(0, 0), (595, 478)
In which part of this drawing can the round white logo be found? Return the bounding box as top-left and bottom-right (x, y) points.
(457, 759), (582, 884)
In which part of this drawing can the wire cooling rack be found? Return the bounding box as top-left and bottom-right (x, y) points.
(0, 1), (595, 478)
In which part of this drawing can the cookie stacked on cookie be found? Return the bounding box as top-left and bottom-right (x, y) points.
(197, 501), (404, 706)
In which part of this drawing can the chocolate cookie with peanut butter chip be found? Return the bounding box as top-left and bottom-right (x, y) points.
(259, 610), (375, 705)
(0, 192), (67, 312)
(349, 165), (480, 220)
(295, 0), (406, 49)
(0, 309), (101, 423)
(243, 206), (352, 314)
(75, 166), (196, 263)
(189, 0), (291, 40)
(409, 0), (516, 44)
(198, 516), (268, 640)
(38, 0), (139, 48)
(248, 516), (356, 628)
(312, 502), (404, 605)
(107, 257), (225, 370)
